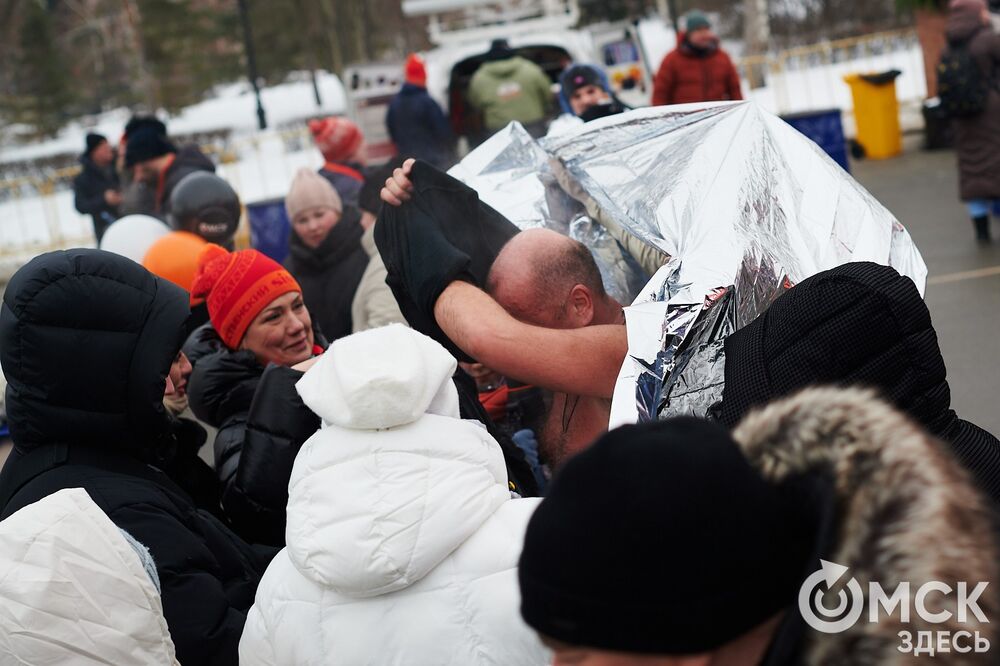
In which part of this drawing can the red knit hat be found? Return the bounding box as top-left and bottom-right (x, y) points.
(308, 116), (364, 163)
(405, 53), (427, 87)
(189, 244), (302, 349)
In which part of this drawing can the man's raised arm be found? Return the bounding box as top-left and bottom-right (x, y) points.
(380, 159), (628, 399)
(434, 281), (626, 399)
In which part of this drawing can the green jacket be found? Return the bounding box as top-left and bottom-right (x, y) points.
(468, 57), (553, 130)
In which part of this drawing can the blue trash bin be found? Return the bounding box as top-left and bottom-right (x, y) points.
(246, 197), (290, 263)
(782, 109), (851, 173)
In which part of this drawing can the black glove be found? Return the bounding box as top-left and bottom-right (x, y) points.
(375, 160), (519, 360)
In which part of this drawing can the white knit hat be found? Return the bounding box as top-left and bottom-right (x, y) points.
(285, 168), (343, 221)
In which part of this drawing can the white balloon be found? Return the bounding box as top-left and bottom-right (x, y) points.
(99, 215), (170, 264)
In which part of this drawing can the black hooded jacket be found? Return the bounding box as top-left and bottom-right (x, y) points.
(284, 206), (369, 342)
(0, 250), (275, 666)
(717, 261), (1000, 506)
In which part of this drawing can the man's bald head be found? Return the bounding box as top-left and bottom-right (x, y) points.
(487, 228), (607, 328)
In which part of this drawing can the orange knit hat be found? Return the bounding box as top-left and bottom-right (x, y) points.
(189, 244), (301, 349)
(308, 116), (364, 163)
(142, 231), (207, 292)
(405, 53), (427, 86)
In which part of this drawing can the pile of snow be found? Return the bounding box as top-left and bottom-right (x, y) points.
(0, 72), (346, 165)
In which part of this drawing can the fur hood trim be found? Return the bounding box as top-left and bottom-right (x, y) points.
(734, 386), (999, 666)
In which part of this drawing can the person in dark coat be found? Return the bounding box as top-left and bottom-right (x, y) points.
(125, 126), (216, 218)
(716, 261), (1000, 508)
(946, 0), (1000, 241)
(117, 115), (167, 217)
(548, 64), (632, 136)
(386, 53), (455, 169)
(73, 133), (121, 242)
(283, 167), (370, 341)
(651, 10), (743, 106)
(184, 245), (327, 546)
(0, 249), (276, 666)
(309, 116), (366, 207)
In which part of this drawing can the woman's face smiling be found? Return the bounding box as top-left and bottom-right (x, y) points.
(240, 291), (315, 366)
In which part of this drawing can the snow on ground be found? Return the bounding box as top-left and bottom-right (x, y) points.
(0, 133), (326, 281)
(0, 72), (346, 165)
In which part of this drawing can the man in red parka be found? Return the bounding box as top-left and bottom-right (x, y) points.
(652, 10), (743, 107)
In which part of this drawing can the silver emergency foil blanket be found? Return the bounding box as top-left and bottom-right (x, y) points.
(449, 123), (648, 304)
(449, 102), (928, 426)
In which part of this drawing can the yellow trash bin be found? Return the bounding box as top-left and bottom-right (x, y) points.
(843, 71), (902, 160)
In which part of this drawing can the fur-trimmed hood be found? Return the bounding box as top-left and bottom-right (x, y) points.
(734, 387), (999, 665)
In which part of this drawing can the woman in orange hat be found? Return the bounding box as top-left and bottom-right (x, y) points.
(184, 244), (325, 545)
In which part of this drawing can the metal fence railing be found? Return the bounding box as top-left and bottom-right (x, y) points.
(735, 28), (926, 127)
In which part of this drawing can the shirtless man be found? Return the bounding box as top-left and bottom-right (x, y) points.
(382, 159), (629, 465)
(484, 229), (623, 463)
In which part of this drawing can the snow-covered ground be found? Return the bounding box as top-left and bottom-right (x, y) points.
(0, 73), (346, 280)
(0, 30), (930, 281)
(0, 72), (346, 165)
(0, 134), (326, 281)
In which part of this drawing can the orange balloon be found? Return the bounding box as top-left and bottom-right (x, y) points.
(142, 231), (208, 292)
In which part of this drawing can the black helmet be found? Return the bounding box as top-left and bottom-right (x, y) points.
(168, 172), (241, 245)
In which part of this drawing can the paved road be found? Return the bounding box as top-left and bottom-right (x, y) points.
(853, 138), (1000, 435)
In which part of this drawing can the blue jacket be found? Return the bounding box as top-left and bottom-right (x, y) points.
(386, 83), (453, 168)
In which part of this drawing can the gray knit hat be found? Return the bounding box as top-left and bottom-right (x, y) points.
(685, 10), (711, 31)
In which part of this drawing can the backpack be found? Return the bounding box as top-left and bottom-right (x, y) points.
(938, 44), (992, 118)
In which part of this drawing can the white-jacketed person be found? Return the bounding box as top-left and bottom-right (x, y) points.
(0, 488), (178, 665)
(239, 324), (549, 665)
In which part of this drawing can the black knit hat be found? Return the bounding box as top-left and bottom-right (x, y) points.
(518, 418), (814, 655)
(485, 38), (516, 62)
(124, 115), (167, 140)
(125, 126), (176, 167)
(84, 133), (107, 156)
(560, 65), (605, 98)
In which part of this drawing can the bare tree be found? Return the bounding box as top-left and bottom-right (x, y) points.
(743, 0), (770, 88)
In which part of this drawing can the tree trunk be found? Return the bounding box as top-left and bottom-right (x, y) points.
(744, 0), (770, 89)
(317, 0), (343, 75)
(915, 8), (948, 98)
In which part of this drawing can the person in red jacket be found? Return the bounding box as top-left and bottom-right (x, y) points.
(652, 10), (743, 107)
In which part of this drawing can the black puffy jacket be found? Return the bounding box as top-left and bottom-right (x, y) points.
(185, 322), (539, 546)
(0, 249), (275, 666)
(718, 261), (1000, 506)
(185, 324), (322, 545)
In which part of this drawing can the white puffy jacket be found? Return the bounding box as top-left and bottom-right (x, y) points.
(0, 488), (178, 665)
(239, 325), (548, 666)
